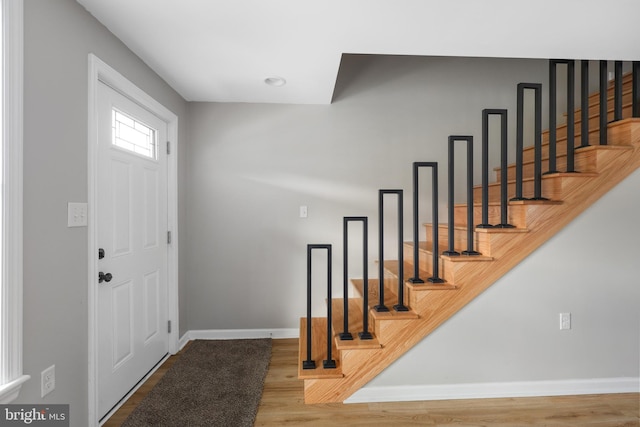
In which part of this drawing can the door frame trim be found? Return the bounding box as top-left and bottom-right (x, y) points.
(87, 54), (179, 426)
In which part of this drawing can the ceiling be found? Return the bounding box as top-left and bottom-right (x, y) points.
(77, 0), (640, 105)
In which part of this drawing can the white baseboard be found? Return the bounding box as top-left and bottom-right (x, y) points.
(344, 377), (640, 404)
(185, 328), (299, 341)
(177, 332), (191, 351)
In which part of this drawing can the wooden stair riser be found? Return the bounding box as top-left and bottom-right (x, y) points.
(440, 256), (495, 284)
(373, 317), (417, 343)
(423, 223), (479, 254)
(473, 172), (600, 203)
(380, 259), (459, 309)
(567, 88), (634, 124)
(351, 278), (419, 340)
(453, 203), (528, 228)
(330, 298), (382, 351)
(609, 119), (640, 146)
(496, 148), (599, 183)
(574, 71), (634, 116)
(297, 317), (343, 380)
(402, 242), (444, 277)
(522, 124), (624, 164)
(561, 100), (634, 134)
(401, 241), (492, 286)
(405, 286), (459, 318)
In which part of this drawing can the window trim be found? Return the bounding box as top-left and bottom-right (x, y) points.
(0, 0), (28, 403)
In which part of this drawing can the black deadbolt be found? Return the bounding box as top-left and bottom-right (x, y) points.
(98, 272), (112, 283)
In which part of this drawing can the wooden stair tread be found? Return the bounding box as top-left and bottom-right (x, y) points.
(439, 253), (494, 262)
(454, 200), (563, 207)
(330, 298), (381, 350)
(298, 317), (344, 380)
(542, 171), (599, 178)
(474, 227), (529, 234)
(422, 224), (530, 234)
(508, 199), (563, 206)
(351, 278), (420, 320)
(383, 260), (459, 288)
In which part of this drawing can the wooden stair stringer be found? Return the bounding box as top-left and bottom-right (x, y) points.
(302, 119), (640, 404)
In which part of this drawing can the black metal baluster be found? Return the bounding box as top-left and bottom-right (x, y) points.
(409, 162), (443, 283)
(548, 60), (576, 173)
(376, 190), (404, 312)
(358, 218), (373, 340)
(392, 190), (408, 312)
(566, 60), (576, 172)
(341, 217), (373, 340)
(375, 190), (389, 312)
(548, 61), (559, 174)
(531, 83), (546, 200)
(478, 110), (493, 228)
(580, 60), (590, 148)
(303, 245), (316, 370)
(409, 161), (425, 284)
(599, 60), (608, 145)
(512, 83), (527, 201)
(484, 109), (514, 228)
(304, 244), (334, 370)
(633, 62), (640, 118)
(614, 61), (623, 122)
(322, 244), (336, 369)
(340, 218), (354, 341)
(428, 163), (445, 283)
(445, 136), (481, 256)
(443, 137), (460, 256)
(463, 136), (480, 255)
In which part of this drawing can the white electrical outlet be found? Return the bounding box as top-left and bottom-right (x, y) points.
(67, 202), (88, 227)
(41, 364), (55, 397)
(559, 312), (571, 330)
(299, 205), (308, 218)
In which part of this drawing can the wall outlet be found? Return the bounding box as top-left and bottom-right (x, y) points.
(41, 364), (55, 398)
(559, 312), (571, 330)
(67, 202), (88, 227)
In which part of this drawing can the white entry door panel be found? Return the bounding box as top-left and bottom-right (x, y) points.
(97, 81), (168, 419)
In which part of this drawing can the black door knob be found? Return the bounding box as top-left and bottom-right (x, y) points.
(99, 272), (113, 283)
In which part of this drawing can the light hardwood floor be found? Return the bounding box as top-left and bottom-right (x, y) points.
(105, 338), (639, 426)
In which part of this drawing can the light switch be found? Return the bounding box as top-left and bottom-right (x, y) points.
(68, 202), (88, 227)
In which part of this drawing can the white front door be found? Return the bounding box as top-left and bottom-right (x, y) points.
(96, 81), (169, 419)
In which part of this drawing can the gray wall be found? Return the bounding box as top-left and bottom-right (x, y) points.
(17, 1), (638, 420)
(186, 55), (638, 388)
(20, 1), (189, 425)
(185, 55), (549, 328)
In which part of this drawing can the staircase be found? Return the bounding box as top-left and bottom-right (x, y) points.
(298, 63), (640, 404)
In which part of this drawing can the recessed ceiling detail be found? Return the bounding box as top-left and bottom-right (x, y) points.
(77, 0), (640, 105)
(264, 77), (286, 87)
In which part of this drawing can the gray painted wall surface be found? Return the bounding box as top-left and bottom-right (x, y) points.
(185, 55), (549, 329)
(186, 55), (638, 386)
(20, 1), (188, 425)
(16, 1), (638, 421)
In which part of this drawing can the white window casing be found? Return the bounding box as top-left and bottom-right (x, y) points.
(0, 0), (29, 403)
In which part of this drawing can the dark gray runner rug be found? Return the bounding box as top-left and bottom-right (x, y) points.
(122, 338), (272, 427)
